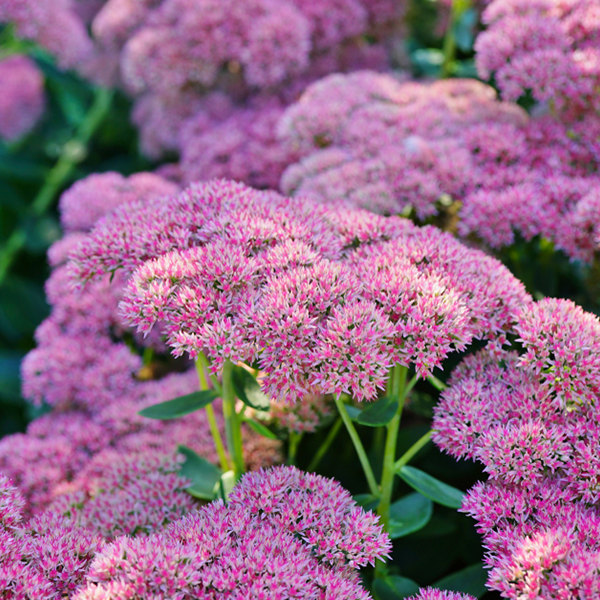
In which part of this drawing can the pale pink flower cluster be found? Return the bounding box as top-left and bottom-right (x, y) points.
(476, 0), (600, 116)
(70, 179), (529, 401)
(83, 0), (403, 164)
(278, 70), (600, 262)
(73, 466), (390, 600)
(433, 298), (600, 598)
(0, 54), (45, 141)
(278, 72), (528, 219)
(0, 0), (95, 69)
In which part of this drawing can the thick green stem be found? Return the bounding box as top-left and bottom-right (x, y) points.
(375, 366), (418, 579)
(394, 430), (432, 472)
(377, 367), (408, 530)
(307, 417), (343, 473)
(335, 395), (380, 497)
(195, 356), (231, 473)
(221, 359), (245, 480)
(0, 87), (113, 286)
(287, 431), (303, 466)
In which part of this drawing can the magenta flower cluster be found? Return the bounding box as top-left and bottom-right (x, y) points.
(72, 465), (390, 600)
(0, 54), (45, 141)
(70, 179), (529, 401)
(476, 0), (600, 116)
(433, 298), (600, 598)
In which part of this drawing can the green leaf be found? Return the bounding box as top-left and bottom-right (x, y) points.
(434, 563), (488, 598)
(388, 492), (433, 539)
(345, 405), (362, 421)
(357, 396), (398, 427)
(245, 418), (278, 440)
(373, 576), (420, 600)
(178, 445), (222, 500)
(353, 494), (379, 512)
(397, 466), (464, 509)
(138, 390), (218, 420)
(215, 470), (236, 500)
(231, 366), (270, 411)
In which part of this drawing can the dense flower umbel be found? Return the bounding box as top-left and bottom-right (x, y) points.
(87, 0), (401, 161)
(0, 55), (45, 141)
(70, 180), (529, 401)
(278, 72), (528, 219)
(433, 298), (600, 598)
(0, 479), (103, 599)
(279, 70), (600, 262)
(74, 466), (390, 600)
(475, 0), (600, 116)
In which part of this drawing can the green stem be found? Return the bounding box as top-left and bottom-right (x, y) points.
(377, 367), (407, 529)
(335, 395), (380, 498)
(394, 430), (432, 472)
(287, 431), (304, 466)
(195, 356), (231, 473)
(375, 366), (418, 579)
(307, 417), (343, 473)
(0, 87), (113, 286)
(221, 359), (245, 480)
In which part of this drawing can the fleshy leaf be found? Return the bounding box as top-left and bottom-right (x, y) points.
(357, 396), (398, 427)
(178, 445), (222, 500)
(245, 418), (278, 440)
(373, 575), (420, 600)
(434, 562), (488, 598)
(138, 390), (218, 420)
(388, 492), (433, 539)
(397, 466), (464, 509)
(232, 366), (271, 411)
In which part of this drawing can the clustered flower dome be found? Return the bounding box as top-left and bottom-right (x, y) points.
(475, 0), (600, 117)
(432, 298), (600, 598)
(277, 70), (600, 263)
(70, 179), (530, 402)
(72, 465), (390, 599)
(0, 466), (391, 600)
(0, 54), (45, 141)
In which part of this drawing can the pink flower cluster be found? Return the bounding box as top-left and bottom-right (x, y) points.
(1, 475), (103, 599)
(70, 179), (530, 401)
(278, 70), (600, 262)
(476, 0), (600, 116)
(0, 0), (96, 69)
(73, 465), (390, 600)
(0, 54), (45, 141)
(82, 0), (403, 165)
(11, 173), (281, 529)
(433, 298), (600, 598)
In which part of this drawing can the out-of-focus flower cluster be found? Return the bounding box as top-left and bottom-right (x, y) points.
(433, 298), (600, 598)
(70, 178), (530, 402)
(476, 0), (600, 117)
(73, 465), (390, 600)
(0, 54), (45, 141)
(278, 70), (600, 263)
